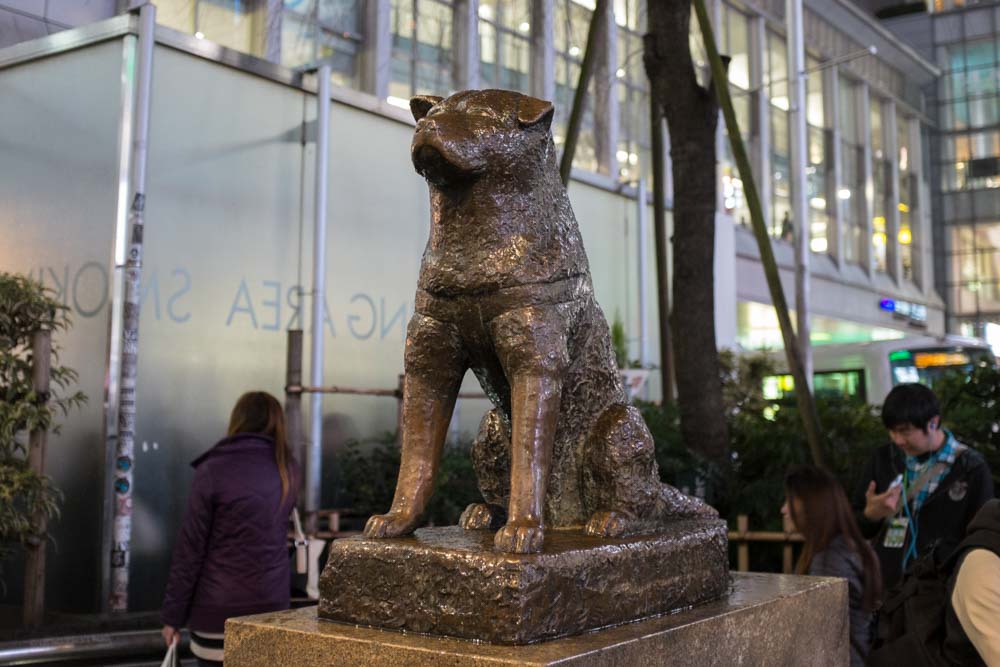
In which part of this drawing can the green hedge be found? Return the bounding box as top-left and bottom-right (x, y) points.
(934, 361), (1000, 489)
(330, 352), (1000, 554)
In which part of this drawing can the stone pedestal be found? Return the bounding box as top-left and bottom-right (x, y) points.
(226, 573), (848, 666)
(318, 522), (728, 644)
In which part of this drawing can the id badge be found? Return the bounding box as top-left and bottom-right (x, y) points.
(883, 517), (909, 549)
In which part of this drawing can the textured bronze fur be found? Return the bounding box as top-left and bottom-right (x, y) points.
(364, 89), (715, 554)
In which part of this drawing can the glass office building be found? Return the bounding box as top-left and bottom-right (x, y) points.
(875, 0), (1000, 348)
(0, 0), (955, 347)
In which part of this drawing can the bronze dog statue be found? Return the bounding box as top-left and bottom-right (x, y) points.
(364, 89), (714, 554)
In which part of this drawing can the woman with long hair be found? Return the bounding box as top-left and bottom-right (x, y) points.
(160, 391), (297, 666)
(782, 464), (882, 667)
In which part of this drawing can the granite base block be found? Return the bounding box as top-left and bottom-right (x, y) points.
(317, 522), (729, 644)
(226, 573), (849, 666)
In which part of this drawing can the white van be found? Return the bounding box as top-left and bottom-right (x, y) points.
(762, 335), (996, 405)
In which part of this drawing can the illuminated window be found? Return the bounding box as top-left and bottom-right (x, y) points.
(767, 31), (791, 241)
(478, 0), (531, 94)
(871, 97), (889, 273)
(839, 75), (865, 265)
(554, 0), (600, 174)
(613, 1), (648, 184)
(807, 56), (830, 255)
(719, 3), (752, 228)
(948, 223), (1000, 317)
(157, 0), (261, 57)
(763, 370), (867, 403)
(897, 113), (916, 283)
(282, 0), (363, 89)
(389, 0), (455, 99)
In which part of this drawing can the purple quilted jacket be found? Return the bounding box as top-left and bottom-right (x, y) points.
(161, 434), (298, 633)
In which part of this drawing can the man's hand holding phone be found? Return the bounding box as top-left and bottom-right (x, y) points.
(864, 477), (902, 521)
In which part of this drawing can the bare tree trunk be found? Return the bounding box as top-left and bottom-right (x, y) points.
(644, 0), (730, 463)
(23, 329), (51, 628)
(691, 0), (825, 466)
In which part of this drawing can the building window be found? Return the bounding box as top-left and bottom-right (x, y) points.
(949, 223), (1000, 317)
(807, 55), (830, 255)
(477, 1), (531, 94)
(936, 37), (1000, 193)
(281, 0), (363, 89)
(897, 112), (917, 282)
(766, 31), (791, 241)
(615, 1), (649, 184)
(554, 0), (599, 174)
(871, 97), (890, 273)
(390, 0), (455, 100)
(157, 0), (262, 57)
(839, 75), (864, 265)
(720, 2), (752, 228)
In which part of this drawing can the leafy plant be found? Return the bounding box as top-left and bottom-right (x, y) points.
(333, 433), (480, 527)
(935, 361), (1000, 488)
(642, 349), (884, 535)
(610, 313), (628, 369)
(0, 273), (86, 584)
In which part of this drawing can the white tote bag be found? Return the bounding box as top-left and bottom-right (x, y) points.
(160, 639), (178, 667)
(291, 508), (326, 600)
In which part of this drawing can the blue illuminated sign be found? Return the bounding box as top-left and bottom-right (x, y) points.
(878, 297), (927, 324)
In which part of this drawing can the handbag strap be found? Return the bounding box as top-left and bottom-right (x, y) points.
(291, 507), (307, 545)
(904, 443), (967, 506)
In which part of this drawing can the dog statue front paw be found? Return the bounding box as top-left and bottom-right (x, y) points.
(364, 511), (419, 539)
(584, 510), (628, 538)
(459, 503), (501, 530)
(494, 519), (545, 553)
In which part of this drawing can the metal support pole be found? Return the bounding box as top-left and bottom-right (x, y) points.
(453, 0), (480, 90)
(530, 0), (555, 102)
(307, 65), (332, 536)
(23, 329), (51, 628)
(100, 24), (139, 616)
(109, 2), (155, 613)
(636, 176), (649, 369)
(285, 330), (305, 499)
(786, 0), (812, 389)
(650, 97), (674, 404)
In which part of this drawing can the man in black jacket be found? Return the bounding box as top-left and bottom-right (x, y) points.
(854, 383), (994, 590)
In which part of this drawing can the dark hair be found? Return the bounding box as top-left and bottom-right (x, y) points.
(785, 465), (882, 611)
(228, 391), (293, 503)
(881, 383), (940, 432)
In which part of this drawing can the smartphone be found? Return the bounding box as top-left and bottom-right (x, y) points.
(889, 474), (903, 490)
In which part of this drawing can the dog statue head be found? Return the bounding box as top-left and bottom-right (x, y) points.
(409, 90), (555, 189)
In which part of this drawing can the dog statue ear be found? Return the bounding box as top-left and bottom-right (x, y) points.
(410, 95), (443, 122)
(517, 97), (554, 130)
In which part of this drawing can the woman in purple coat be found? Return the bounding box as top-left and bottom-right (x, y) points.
(161, 391), (298, 666)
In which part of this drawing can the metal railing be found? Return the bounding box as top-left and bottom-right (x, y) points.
(284, 329), (487, 533)
(0, 629), (184, 666)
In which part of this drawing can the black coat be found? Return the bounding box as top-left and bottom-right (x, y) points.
(808, 535), (873, 667)
(944, 499), (1000, 666)
(852, 439), (994, 590)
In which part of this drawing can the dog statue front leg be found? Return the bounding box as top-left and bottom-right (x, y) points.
(493, 373), (562, 553)
(365, 314), (465, 539)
